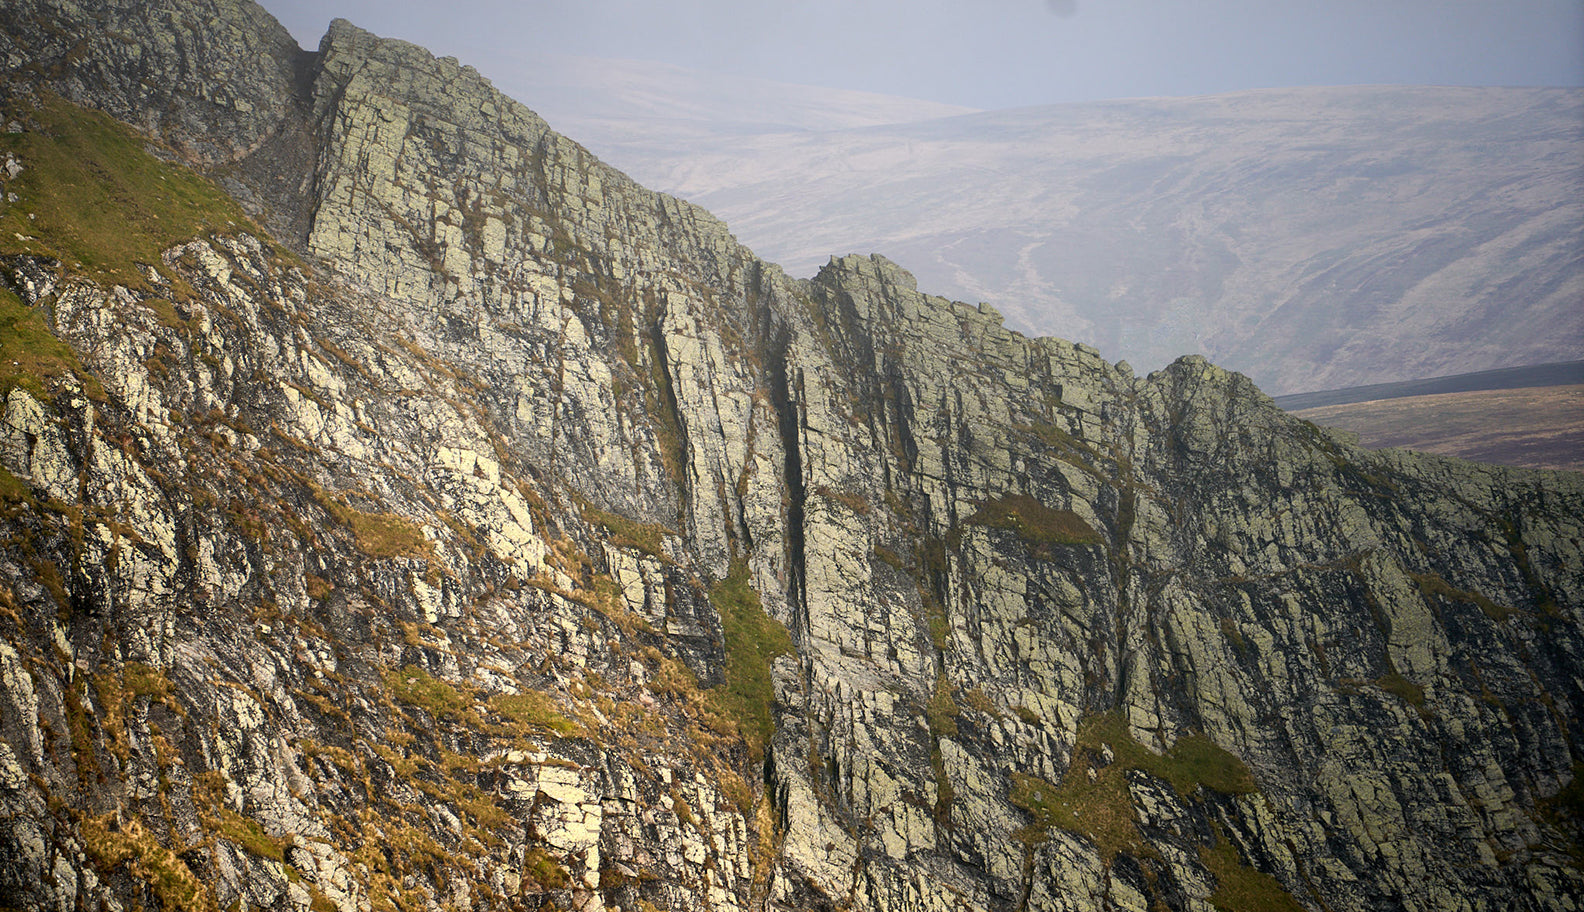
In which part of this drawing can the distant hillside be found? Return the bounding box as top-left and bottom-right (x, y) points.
(1291, 384), (1584, 472)
(1282, 361), (1584, 471)
(1274, 360), (1584, 410)
(510, 72), (1584, 395)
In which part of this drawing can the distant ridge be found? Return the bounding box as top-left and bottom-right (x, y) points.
(1273, 360), (1584, 411)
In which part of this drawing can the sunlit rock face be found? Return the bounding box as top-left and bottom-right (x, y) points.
(0, 3), (1579, 911)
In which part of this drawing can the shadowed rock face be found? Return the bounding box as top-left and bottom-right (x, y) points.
(0, 3), (1579, 912)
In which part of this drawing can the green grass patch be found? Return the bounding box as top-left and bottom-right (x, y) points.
(1015, 420), (1102, 460)
(1160, 732), (1259, 796)
(815, 485), (870, 516)
(0, 285), (102, 400)
(1081, 714), (1255, 797)
(384, 665), (473, 723)
(923, 592), (951, 651)
(0, 463), (32, 504)
(491, 690), (579, 737)
(210, 807), (285, 862)
(310, 486), (432, 561)
(926, 678), (959, 739)
(523, 846), (569, 889)
(965, 493), (1102, 552)
(122, 662), (173, 701)
(580, 498), (671, 558)
(1028, 713), (1256, 860)
(344, 509), (431, 560)
(872, 544), (906, 572)
(1009, 771), (1063, 842)
(1200, 838), (1306, 912)
(931, 746), (955, 824)
(1037, 754), (1141, 859)
(911, 537), (953, 650)
(1374, 671), (1426, 708)
(707, 559), (793, 761)
(0, 93), (248, 289)
(1014, 421), (1107, 477)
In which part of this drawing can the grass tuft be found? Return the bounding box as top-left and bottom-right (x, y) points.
(1009, 771), (1062, 842)
(311, 485), (432, 561)
(384, 665), (473, 722)
(926, 678), (959, 739)
(1023, 713), (1256, 860)
(1409, 570), (1516, 623)
(491, 690), (579, 737)
(707, 559), (793, 761)
(965, 493), (1102, 552)
(580, 498), (671, 558)
(81, 816), (212, 912)
(1374, 671), (1426, 707)
(210, 807), (285, 862)
(1200, 838), (1307, 912)
(0, 286), (102, 401)
(523, 846), (568, 889)
(122, 662), (173, 701)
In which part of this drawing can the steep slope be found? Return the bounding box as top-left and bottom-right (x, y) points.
(0, 3), (1579, 912)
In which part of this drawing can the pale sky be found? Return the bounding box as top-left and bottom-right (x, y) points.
(256, 0), (1584, 109)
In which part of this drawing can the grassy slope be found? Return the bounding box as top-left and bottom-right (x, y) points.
(0, 92), (252, 289)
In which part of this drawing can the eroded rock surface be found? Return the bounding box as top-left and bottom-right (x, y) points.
(0, 3), (1578, 911)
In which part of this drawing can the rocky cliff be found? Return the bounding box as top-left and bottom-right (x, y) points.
(0, 2), (1579, 911)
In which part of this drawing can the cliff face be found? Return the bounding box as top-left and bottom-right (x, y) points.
(0, 3), (1579, 912)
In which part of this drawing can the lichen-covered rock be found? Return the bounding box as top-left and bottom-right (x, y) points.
(0, 3), (1578, 912)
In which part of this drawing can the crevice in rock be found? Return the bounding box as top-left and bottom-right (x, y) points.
(766, 324), (805, 629)
(648, 320), (692, 519)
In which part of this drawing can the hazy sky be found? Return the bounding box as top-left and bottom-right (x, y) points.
(257, 0), (1584, 109)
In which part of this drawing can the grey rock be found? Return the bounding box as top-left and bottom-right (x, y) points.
(0, 3), (1577, 912)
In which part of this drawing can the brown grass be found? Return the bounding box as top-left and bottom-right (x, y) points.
(1294, 385), (1584, 472)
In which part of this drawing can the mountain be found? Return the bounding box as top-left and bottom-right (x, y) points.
(537, 75), (1584, 395)
(0, 3), (1580, 912)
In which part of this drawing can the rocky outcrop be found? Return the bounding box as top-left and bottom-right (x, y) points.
(769, 255), (1583, 910)
(0, 3), (1579, 911)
